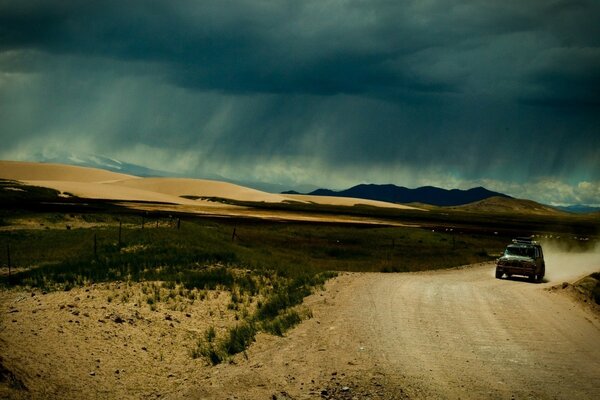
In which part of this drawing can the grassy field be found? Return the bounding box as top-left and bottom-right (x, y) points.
(1, 182), (598, 364)
(222, 197), (600, 238)
(0, 209), (511, 363)
(0, 212), (507, 279)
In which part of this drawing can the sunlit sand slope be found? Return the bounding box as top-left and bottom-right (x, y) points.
(1, 160), (421, 210)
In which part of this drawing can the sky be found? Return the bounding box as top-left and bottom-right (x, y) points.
(0, 0), (599, 205)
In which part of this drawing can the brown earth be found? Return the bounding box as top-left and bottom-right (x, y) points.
(548, 275), (600, 316)
(451, 196), (567, 215)
(2, 261), (599, 399)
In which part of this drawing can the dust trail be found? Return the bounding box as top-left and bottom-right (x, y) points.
(543, 242), (600, 282)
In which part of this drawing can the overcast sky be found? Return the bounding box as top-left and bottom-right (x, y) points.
(1, 1), (599, 205)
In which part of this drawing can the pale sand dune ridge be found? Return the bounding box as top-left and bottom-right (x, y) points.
(0, 160), (134, 182)
(283, 193), (420, 210)
(1, 160), (422, 210)
(110, 177), (294, 204)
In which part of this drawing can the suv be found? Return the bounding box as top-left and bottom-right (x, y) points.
(496, 237), (545, 282)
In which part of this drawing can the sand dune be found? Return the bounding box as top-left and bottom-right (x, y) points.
(109, 177), (294, 204)
(283, 194), (420, 210)
(23, 180), (202, 205)
(1, 160), (421, 211)
(0, 160), (134, 182)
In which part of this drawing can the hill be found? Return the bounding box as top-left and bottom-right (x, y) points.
(307, 184), (509, 206)
(449, 196), (567, 215)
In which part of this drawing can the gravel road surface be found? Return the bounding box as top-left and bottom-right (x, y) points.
(192, 262), (600, 399)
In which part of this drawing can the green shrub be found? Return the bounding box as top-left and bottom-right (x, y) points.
(222, 322), (256, 356)
(182, 267), (234, 290)
(262, 310), (303, 336)
(190, 340), (223, 365)
(205, 326), (216, 343)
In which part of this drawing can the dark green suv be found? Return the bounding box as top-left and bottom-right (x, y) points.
(496, 238), (545, 282)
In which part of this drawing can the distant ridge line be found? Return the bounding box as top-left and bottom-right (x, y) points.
(299, 184), (510, 207)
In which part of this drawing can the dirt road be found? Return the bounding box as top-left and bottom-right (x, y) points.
(357, 266), (600, 398)
(2, 261), (598, 399)
(191, 263), (600, 399)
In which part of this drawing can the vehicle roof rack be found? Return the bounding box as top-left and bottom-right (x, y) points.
(512, 236), (538, 245)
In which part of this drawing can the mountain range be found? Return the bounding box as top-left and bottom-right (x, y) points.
(554, 205), (600, 214)
(286, 184), (511, 207)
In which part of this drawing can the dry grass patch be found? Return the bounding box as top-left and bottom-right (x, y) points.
(0, 280), (248, 398)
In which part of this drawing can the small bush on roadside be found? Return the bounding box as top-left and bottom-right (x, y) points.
(205, 326), (216, 343)
(162, 281), (176, 290)
(222, 322), (257, 356)
(190, 340), (223, 365)
(262, 310), (303, 336)
(182, 267), (234, 290)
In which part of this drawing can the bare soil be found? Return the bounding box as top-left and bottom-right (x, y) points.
(2, 263), (600, 399)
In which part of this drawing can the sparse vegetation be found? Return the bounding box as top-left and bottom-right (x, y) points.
(1, 213), (507, 290)
(2, 204), (597, 364)
(262, 309), (305, 336)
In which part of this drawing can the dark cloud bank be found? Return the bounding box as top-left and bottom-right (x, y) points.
(0, 0), (599, 204)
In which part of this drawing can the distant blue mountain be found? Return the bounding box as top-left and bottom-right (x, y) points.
(555, 205), (600, 214)
(33, 152), (182, 178)
(305, 184), (511, 206)
(29, 151), (236, 181)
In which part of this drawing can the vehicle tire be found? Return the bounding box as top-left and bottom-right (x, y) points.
(529, 274), (536, 282)
(495, 270), (503, 279)
(506, 273), (512, 279)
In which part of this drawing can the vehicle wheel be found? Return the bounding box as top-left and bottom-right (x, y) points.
(506, 273), (512, 279)
(529, 274), (536, 282)
(495, 270), (503, 279)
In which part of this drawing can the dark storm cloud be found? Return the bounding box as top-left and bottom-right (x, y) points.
(1, 1), (599, 202)
(1, 0), (437, 96)
(4, 0), (597, 101)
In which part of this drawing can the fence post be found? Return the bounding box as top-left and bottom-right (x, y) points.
(118, 220), (122, 248)
(177, 218), (181, 230)
(231, 227), (237, 242)
(6, 243), (10, 277)
(94, 234), (97, 260)
(141, 216), (145, 230)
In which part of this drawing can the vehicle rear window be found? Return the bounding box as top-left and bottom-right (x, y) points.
(505, 246), (535, 258)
